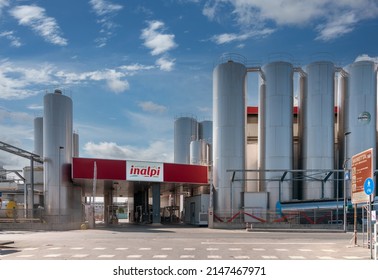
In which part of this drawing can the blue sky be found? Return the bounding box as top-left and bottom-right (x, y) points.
(0, 0), (378, 170)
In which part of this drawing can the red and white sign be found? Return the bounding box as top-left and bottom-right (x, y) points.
(126, 160), (164, 182)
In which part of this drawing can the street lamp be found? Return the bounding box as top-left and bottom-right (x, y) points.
(343, 131), (351, 232)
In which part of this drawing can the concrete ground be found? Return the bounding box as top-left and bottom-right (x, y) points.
(0, 223), (375, 260)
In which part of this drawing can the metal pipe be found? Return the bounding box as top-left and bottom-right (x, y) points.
(343, 131), (351, 232)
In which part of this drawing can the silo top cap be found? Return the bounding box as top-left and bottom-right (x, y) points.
(54, 89), (62, 95)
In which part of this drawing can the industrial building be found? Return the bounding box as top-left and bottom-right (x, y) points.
(0, 54), (377, 230)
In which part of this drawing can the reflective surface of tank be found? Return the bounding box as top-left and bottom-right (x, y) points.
(213, 60), (246, 213)
(300, 61), (335, 200)
(190, 139), (209, 165)
(343, 61), (377, 196)
(259, 61), (293, 208)
(73, 132), (79, 157)
(174, 117), (198, 164)
(43, 90), (74, 219)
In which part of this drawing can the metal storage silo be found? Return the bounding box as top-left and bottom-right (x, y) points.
(199, 120), (213, 144)
(259, 61), (293, 209)
(73, 132), (79, 157)
(343, 61), (377, 193)
(174, 117), (198, 164)
(199, 120), (212, 164)
(190, 139), (208, 165)
(301, 61), (335, 200)
(213, 60), (246, 214)
(43, 89), (74, 220)
(34, 117), (43, 158)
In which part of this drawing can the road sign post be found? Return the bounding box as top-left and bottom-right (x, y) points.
(351, 148), (374, 247)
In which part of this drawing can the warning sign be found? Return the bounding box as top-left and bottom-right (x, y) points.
(351, 148), (374, 204)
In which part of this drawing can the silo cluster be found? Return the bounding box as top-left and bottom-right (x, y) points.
(174, 117), (212, 166)
(211, 57), (377, 213)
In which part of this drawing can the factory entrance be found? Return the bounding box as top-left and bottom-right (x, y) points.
(72, 157), (209, 228)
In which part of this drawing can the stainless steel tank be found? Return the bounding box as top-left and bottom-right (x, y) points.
(190, 139), (208, 165)
(259, 61), (294, 208)
(343, 61), (377, 195)
(174, 117), (198, 164)
(199, 120), (212, 164)
(301, 61), (335, 200)
(213, 60), (246, 214)
(73, 132), (79, 157)
(199, 120), (213, 144)
(33, 117), (43, 158)
(43, 89), (74, 219)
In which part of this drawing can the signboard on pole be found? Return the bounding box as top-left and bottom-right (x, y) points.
(351, 148), (374, 204)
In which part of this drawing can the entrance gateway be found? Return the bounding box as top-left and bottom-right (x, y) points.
(72, 157), (209, 225)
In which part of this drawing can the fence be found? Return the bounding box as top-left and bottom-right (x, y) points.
(213, 208), (354, 230)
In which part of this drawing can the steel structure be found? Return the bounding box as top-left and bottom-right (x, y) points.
(213, 59), (246, 214)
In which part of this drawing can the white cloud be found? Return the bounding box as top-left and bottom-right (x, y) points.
(89, 0), (123, 47)
(211, 28), (274, 44)
(355, 54), (378, 63)
(203, 0), (378, 41)
(0, 31), (22, 47)
(0, 0), (9, 14)
(0, 60), (148, 99)
(0, 60), (55, 99)
(156, 57), (175, 71)
(89, 0), (123, 16)
(9, 5), (67, 46)
(141, 20), (177, 56)
(118, 63), (155, 72)
(138, 101), (167, 113)
(83, 140), (173, 162)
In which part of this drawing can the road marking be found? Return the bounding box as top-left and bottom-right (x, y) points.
(208, 255), (222, 259)
(98, 255), (115, 258)
(180, 255), (195, 259)
(229, 248), (242, 251)
(233, 256), (250, 259)
(127, 255), (142, 258)
(139, 248), (152, 251)
(317, 256), (334, 260)
(289, 256), (306, 259)
(72, 254), (89, 258)
(262, 255), (278, 259)
(343, 256), (365, 259)
(275, 248), (288, 251)
(206, 248), (219, 251)
(161, 248), (173, 251)
(253, 248), (265, 251)
(17, 255), (34, 258)
(322, 249), (336, 252)
(48, 247), (61, 250)
(93, 247), (106, 250)
(184, 248), (196, 251)
(44, 254), (62, 258)
(23, 248), (38, 251)
(298, 249), (312, 252)
(153, 255), (168, 258)
(70, 247), (84, 250)
(115, 248), (128, 250)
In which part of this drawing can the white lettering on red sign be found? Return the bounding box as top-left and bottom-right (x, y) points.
(130, 165), (161, 178)
(126, 161), (164, 182)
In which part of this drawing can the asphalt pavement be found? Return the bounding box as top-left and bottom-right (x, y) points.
(0, 223), (375, 260)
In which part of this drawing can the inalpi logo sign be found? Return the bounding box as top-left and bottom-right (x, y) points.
(126, 160), (164, 182)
